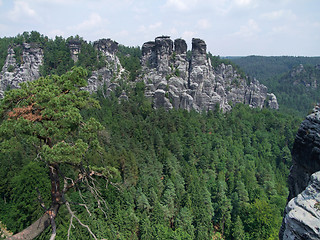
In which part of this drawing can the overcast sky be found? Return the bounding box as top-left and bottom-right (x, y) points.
(0, 0), (319, 56)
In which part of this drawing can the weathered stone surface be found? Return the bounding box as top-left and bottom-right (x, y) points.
(174, 39), (187, 55)
(0, 35), (278, 113)
(140, 36), (278, 112)
(0, 38), (126, 99)
(280, 106), (320, 239)
(94, 38), (118, 55)
(281, 171), (320, 240)
(68, 39), (81, 62)
(0, 43), (43, 98)
(85, 39), (125, 93)
(267, 93), (279, 109)
(288, 106), (320, 201)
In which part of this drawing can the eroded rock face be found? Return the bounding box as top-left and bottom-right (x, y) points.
(85, 39), (125, 93)
(68, 39), (81, 62)
(0, 38), (126, 101)
(288, 106), (320, 201)
(280, 106), (320, 239)
(141, 36), (278, 112)
(0, 43), (43, 98)
(281, 172), (320, 240)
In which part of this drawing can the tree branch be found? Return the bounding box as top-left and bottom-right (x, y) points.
(65, 201), (97, 240)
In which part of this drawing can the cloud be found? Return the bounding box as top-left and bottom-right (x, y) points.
(73, 13), (107, 31)
(197, 19), (211, 29)
(261, 9), (296, 21)
(138, 22), (163, 33)
(182, 31), (197, 40)
(164, 0), (198, 12)
(233, 0), (253, 6)
(8, 1), (38, 21)
(115, 30), (129, 38)
(149, 22), (162, 30)
(233, 19), (260, 38)
(47, 29), (65, 38)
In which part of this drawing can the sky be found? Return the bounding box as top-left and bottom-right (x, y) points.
(0, 0), (319, 56)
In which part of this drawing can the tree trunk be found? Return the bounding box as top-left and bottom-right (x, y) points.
(7, 205), (59, 240)
(7, 163), (62, 240)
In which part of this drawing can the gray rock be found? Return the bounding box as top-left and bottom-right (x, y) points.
(0, 43), (43, 97)
(174, 39), (187, 55)
(280, 107), (320, 239)
(282, 171), (320, 240)
(140, 36), (278, 112)
(68, 38), (81, 62)
(84, 39), (125, 93)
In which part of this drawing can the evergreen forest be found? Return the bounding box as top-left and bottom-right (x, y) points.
(230, 56), (320, 116)
(0, 32), (316, 239)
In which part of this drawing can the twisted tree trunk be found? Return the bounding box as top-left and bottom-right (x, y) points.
(8, 163), (62, 240)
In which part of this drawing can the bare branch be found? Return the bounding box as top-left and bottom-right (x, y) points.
(49, 215), (56, 240)
(65, 201), (97, 240)
(84, 177), (108, 218)
(67, 214), (74, 240)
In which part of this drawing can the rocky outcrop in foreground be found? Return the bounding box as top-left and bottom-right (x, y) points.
(281, 172), (320, 239)
(141, 36), (278, 112)
(280, 106), (320, 239)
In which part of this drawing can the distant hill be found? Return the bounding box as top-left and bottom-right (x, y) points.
(230, 56), (320, 116)
(230, 55), (320, 81)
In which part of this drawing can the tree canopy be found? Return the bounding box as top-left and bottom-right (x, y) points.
(0, 67), (116, 239)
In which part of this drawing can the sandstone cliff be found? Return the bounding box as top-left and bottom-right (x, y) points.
(280, 106), (320, 239)
(141, 36), (278, 112)
(0, 39), (125, 99)
(0, 43), (43, 98)
(85, 38), (126, 94)
(0, 36), (278, 112)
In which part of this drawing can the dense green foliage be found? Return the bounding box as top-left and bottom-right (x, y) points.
(117, 45), (142, 81)
(0, 67), (117, 239)
(265, 65), (320, 116)
(229, 56), (320, 116)
(0, 32), (109, 77)
(230, 56), (320, 81)
(0, 31), (305, 239)
(0, 75), (300, 239)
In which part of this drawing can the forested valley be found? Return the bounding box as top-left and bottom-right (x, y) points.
(0, 32), (316, 239)
(230, 56), (320, 116)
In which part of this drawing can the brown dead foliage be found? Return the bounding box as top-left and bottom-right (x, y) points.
(7, 103), (43, 122)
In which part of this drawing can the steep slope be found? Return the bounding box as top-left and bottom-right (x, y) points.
(280, 106), (320, 239)
(141, 36), (278, 112)
(0, 43), (43, 98)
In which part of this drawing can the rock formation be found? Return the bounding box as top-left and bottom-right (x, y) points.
(85, 38), (125, 93)
(280, 106), (320, 239)
(141, 36), (278, 112)
(0, 38), (125, 100)
(0, 43), (43, 98)
(67, 39), (81, 62)
(0, 35), (278, 112)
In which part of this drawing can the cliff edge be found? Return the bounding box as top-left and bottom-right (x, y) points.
(280, 106), (320, 239)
